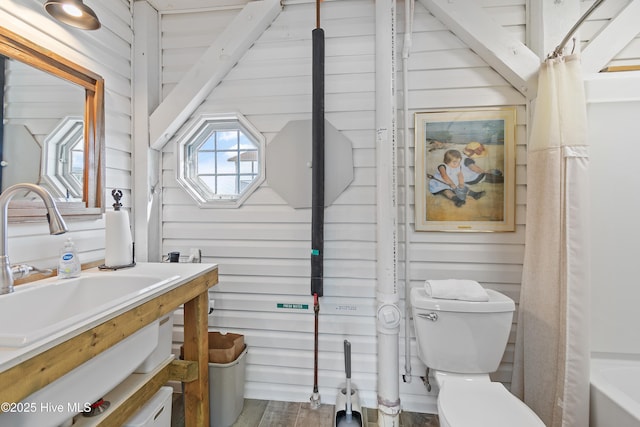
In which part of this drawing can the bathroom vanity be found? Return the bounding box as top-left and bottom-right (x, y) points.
(0, 262), (218, 427)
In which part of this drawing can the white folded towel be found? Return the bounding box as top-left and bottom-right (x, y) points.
(424, 279), (490, 302)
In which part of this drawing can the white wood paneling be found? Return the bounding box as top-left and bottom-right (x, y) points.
(3, 0), (640, 418)
(161, 0), (528, 414)
(418, 0), (539, 96)
(150, 0), (282, 149)
(582, 0), (640, 73)
(579, 0), (640, 69)
(1, 0), (132, 266)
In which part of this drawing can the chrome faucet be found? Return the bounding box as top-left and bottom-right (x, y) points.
(0, 183), (68, 295)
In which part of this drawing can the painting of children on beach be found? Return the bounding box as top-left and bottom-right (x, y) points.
(414, 108), (516, 232)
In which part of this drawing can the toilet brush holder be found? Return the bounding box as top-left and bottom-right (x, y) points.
(335, 340), (363, 427)
(335, 386), (362, 427)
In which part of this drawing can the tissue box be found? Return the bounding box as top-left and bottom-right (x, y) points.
(181, 332), (244, 364)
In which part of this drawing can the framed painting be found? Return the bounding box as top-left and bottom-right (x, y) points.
(414, 107), (516, 232)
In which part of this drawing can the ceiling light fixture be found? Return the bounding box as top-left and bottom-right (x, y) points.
(44, 0), (101, 30)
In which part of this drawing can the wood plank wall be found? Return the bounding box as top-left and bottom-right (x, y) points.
(0, 0), (132, 266)
(162, 0), (527, 413)
(1, 0), (638, 416)
(580, 0), (640, 69)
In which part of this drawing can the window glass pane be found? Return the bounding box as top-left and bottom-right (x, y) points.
(239, 151), (258, 174)
(239, 174), (255, 192)
(217, 131), (239, 150)
(197, 151), (216, 174)
(217, 151), (237, 175)
(216, 175), (237, 195)
(239, 132), (254, 148)
(71, 149), (84, 182)
(177, 114), (264, 206)
(201, 134), (215, 150)
(200, 175), (217, 193)
(240, 132), (251, 148)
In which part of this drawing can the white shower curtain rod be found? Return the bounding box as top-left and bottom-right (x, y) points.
(548, 0), (606, 59)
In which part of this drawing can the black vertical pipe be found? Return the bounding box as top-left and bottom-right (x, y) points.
(310, 27), (325, 297)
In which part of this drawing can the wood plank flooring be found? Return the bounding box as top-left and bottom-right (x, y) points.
(171, 394), (440, 427)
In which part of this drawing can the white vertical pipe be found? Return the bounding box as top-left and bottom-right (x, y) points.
(401, 0), (414, 384)
(132, 1), (162, 262)
(375, 0), (401, 425)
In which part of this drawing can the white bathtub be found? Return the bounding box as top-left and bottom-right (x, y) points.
(591, 356), (640, 427)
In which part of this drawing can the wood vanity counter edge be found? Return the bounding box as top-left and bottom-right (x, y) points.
(0, 263), (218, 427)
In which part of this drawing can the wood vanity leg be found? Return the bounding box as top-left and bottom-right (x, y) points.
(183, 291), (210, 427)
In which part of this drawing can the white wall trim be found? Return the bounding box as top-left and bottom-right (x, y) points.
(527, 0), (580, 60)
(133, 1), (162, 262)
(585, 72), (640, 103)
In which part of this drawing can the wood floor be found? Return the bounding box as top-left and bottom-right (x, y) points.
(171, 395), (440, 427)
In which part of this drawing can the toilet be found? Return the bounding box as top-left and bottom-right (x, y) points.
(410, 286), (545, 427)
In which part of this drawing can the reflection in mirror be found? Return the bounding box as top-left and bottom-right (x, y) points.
(42, 117), (85, 199)
(2, 58), (85, 200)
(0, 26), (104, 220)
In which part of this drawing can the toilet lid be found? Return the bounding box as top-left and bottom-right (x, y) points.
(438, 381), (545, 427)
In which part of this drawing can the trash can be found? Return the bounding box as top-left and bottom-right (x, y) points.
(207, 332), (247, 427)
(209, 346), (247, 427)
(180, 332), (246, 427)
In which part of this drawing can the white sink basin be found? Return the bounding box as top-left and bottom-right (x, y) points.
(0, 265), (195, 427)
(0, 272), (178, 347)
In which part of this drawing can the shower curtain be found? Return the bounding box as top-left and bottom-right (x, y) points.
(512, 55), (590, 427)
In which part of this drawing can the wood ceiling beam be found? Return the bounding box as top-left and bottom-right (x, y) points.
(149, 0), (282, 150)
(582, 0), (640, 74)
(417, 0), (540, 98)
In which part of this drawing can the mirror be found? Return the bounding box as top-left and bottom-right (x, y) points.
(2, 58), (85, 198)
(0, 26), (104, 220)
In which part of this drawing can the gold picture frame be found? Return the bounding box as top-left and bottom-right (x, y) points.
(414, 107), (516, 232)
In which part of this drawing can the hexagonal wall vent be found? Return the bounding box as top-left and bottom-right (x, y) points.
(266, 119), (353, 209)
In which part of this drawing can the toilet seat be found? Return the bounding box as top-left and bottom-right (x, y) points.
(437, 381), (544, 427)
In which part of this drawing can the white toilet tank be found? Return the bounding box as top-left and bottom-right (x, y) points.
(410, 287), (515, 374)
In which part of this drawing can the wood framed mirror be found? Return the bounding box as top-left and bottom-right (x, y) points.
(0, 25), (104, 221)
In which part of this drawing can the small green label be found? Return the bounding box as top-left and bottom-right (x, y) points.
(277, 303), (309, 310)
(311, 249), (320, 256)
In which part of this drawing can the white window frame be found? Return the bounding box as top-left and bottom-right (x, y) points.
(175, 113), (265, 208)
(41, 116), (84, 199)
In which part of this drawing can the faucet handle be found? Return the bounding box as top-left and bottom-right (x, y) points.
(11, 264), (53, 280)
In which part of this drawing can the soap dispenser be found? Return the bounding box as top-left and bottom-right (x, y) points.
(58, 238), (81, 278)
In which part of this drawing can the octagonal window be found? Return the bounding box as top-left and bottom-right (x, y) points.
(176, 113), (265, 208)
(42, 116), (84, 199)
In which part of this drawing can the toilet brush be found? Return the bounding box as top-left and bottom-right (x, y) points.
(335, 340), (362, 427)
